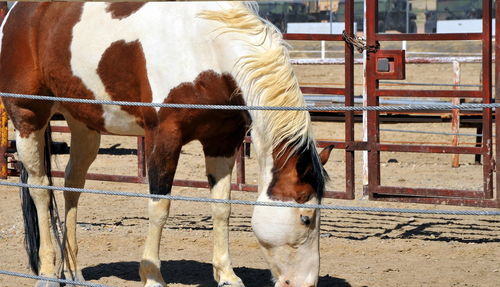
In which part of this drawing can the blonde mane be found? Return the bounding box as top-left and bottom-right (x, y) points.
(199, 2), (312, 155)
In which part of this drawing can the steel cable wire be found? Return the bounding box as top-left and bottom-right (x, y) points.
(0, 92), (497, 112)
(0, 92), (498, 215)
(0, 270), (114, 287)
(0, 181), (498, 215)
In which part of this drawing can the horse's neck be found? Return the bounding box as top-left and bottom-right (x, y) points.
(220, 40), (308, 196)
(254, 148), (278, 200)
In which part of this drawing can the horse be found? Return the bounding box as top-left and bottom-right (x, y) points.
(0, 2), (333, 287)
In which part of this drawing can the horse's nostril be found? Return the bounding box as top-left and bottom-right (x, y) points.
(285, 280), (290, 285)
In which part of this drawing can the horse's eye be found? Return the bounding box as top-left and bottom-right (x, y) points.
(300, 215), (311, 226)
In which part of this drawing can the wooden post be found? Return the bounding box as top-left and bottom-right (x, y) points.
(137, 137), (147, 178)
(0, 2), (7, 26)
(0, 2), (9, 179)
(235, 145), (245, 189)
(0, 103), (8, 179)
(451, 61), (460, 167)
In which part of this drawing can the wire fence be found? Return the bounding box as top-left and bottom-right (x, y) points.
(288, 50), (484, 57)
(290, 56), (483, 65)
(0, 91), (498, 216)
(0, 181), (498, 216)
(380, 128), (484, 137)
(0, 90), (498, 215)
(1, 92), (499, 112)
(1, 91), (499, 287)
(303, 80), (484, 88)
(1, 92), (494, 139)
(379, 81), (484, 88)
(0, 270), (113, 287)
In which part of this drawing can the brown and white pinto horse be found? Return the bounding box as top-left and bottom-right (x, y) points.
(0, 2), (333, 287)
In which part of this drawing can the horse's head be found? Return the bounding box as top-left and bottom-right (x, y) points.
(251, 143), (333, 287)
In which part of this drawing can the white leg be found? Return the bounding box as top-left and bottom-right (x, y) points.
(63, 118), (101, 284)
(139, 127), (182, 287)
(16, 129), (60, 287)
(140, 198), (171, 287)
(205, 155), (244, 287)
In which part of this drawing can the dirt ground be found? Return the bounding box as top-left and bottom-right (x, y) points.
(1, 62), (499, 287)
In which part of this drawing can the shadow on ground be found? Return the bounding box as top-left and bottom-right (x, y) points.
(83, 260), (350, 286)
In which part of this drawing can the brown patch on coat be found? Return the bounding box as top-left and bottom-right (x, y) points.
(267, 143), (324, 204)
(0, 2), (108, 135)
(37, 2), (108, 132)
(159, 70), (250, 157)
(146, 70), (249, 195)
(106, 2), (146, 20)
(97, 40), (157, 129)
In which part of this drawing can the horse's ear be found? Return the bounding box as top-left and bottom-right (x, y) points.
(319, 145), (334, 166)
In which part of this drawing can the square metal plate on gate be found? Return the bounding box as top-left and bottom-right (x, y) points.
(374, 50), (406, 80)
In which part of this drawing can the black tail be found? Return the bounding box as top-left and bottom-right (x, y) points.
(20, 126), (55, 275)
(20, 165), (40, 274)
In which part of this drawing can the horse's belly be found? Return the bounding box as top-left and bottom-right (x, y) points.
(101, 109), (145, 136)
(57, 103), (145, 136)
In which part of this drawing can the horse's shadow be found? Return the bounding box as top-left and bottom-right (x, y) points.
(82, 260), (350, 287)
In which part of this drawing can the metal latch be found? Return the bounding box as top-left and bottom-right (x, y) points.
(374, 50), (406, 80)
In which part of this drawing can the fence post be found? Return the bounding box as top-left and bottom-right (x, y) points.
(235, 145), (245, 190)
(0, 0), (9, 179)
(0, 2), (7, 23)
(451, 61), (460, 167)
(137, 137), (147, 179)
(0, 103), (8, 179)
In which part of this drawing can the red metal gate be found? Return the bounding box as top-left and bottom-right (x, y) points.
(363, 0), (498, 208)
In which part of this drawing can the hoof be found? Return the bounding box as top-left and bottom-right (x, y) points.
(142, 276), (167, 287)
(35, 277), (60, 287)
(63, 270), (85, 286)
(218, 281), (245, 287)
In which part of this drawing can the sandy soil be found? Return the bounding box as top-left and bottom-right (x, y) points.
(0, 62), (499, 287)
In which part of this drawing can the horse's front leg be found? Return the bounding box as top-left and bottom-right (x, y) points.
(140, 198), (171, 287)
(140, 129), (182, 287)
(62, 118), (101, 284)
(205, 154), (244, 287)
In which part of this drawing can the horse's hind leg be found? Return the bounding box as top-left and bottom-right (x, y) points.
(62, 116), (101, 284)
(205, 154), (244, 287)
(16, 127), (60, 287)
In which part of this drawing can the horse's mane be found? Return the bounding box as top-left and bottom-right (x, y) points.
(199, 2), (312, 156)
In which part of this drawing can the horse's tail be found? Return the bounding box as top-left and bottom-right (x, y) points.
(20, 125), (56, 275)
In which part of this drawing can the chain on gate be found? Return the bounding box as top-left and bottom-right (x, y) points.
(342, 30), (380, 53)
